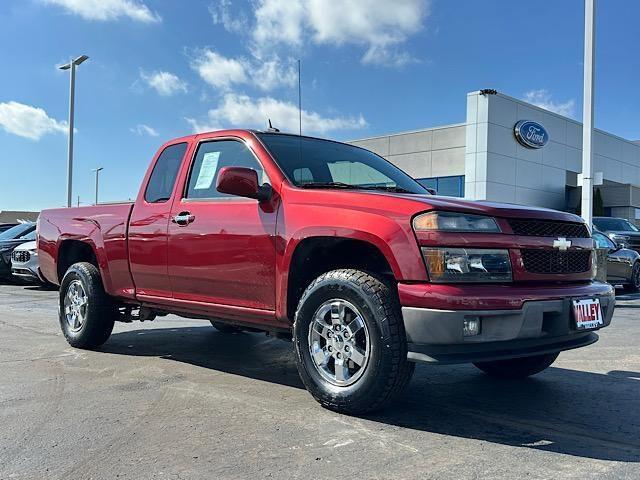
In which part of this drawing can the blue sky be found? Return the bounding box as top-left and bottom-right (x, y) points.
(1, 0), (639, 210)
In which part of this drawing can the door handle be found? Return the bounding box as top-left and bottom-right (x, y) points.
(172, 211), (195, 226)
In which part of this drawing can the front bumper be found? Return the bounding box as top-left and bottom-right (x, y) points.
(11, 254), (42, 282)
(401, 283), (615, 364)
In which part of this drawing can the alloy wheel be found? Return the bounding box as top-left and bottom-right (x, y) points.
(308, 299), (370, 386)
(64, 279), (88, 332)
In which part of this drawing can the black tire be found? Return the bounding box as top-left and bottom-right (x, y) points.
(293, 269), (414, 415)
(59, 262), (116, 349)
(623, 262), (640, 293)
(474, 352), (559, 379)
(209, 320), (244, 333)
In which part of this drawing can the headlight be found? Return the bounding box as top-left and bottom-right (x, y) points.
(413, 211), (500, 232)
(422, 247), (512, 283)
(609, 234), (630, 248)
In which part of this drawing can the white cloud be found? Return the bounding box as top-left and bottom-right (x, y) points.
(185, 93), (367, 135)
(130, 124), (159, 136)
(252, 57), (298, 91)
(252, 0), (429, 66)
(523, 89), (576, 118)
(0, 101), (68, 141)
(41, 0), (161, 23)
(210, 0), (248, 33)
(192, 50), (248, 90)
(140, 71), (188, 96)
(192, 49), (296, 91)
(253, 0), (306, 46)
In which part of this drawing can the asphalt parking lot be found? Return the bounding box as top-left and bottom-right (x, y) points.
(0, 283), (639, 480)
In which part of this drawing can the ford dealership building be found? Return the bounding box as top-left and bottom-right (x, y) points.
(350, 90), (640, 224)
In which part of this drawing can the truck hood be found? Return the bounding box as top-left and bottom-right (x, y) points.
(399, 194), (584, 223)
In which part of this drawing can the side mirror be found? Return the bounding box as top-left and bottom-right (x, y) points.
(425, 187), (437, 195)
(216, 166), (271, 202)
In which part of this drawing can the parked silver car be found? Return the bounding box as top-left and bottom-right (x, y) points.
(11, 240), (44, 283)
(593, 231), (640, 292)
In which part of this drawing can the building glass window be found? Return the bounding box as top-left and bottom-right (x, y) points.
(416, 175), (465, 197)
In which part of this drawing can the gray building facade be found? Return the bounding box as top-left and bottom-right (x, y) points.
(351, 90), (640, 224)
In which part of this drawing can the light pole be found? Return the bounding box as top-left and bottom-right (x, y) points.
(92, 167), (103, 205)
(59, 54), (89, 208)
(581, 0), (595, 227)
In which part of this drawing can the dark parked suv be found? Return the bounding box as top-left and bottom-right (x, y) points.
(0, 222), (36, 279)
(593, 217), (640, 253)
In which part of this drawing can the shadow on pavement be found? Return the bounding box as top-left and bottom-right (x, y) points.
(104, 325), (640, 462)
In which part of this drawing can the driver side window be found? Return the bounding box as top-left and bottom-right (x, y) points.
(186, 140), (266, 199)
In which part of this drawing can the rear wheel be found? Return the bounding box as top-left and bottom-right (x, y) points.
(293, 269), (414, 415)
(623, 262), (640, 293)
(209, 320), (244, 333)
(59, 262), (117, 349)
(474, 352), (559, 379)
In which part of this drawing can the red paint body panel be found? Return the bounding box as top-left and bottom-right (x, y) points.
(398, 281), (614, 311)
(167, 197), (278, 310)
(37, 128), (601, 329)
(38, 203), (135, 299)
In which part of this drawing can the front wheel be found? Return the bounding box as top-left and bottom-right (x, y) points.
(293, 269), (414, 415)
(623, 262), (640, 293)
(59, 262), (117, 349)
(474, 352), (559, 379)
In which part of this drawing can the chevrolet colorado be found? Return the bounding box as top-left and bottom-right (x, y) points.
(38, 129), (615, 414)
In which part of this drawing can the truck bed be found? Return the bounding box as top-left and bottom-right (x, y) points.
(38, 202), (136, 299)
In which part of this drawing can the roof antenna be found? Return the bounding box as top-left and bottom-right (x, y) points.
(267, 118), (280, 133)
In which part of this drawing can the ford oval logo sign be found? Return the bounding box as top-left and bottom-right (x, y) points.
(514, 120), (549, 149)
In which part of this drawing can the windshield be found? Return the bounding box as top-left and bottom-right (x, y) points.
(593, 217), (639, 232)
(0, 223), (35, 241)
(257, 133), (429, 194)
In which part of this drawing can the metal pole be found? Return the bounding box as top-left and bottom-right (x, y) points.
(93, 167), (103, 205)
(66, 61), (76, 208)
(581, 0), (596, 227)
(298, 59), (302, 136)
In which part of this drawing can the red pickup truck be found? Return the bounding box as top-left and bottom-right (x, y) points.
(38, 129), (615, 414)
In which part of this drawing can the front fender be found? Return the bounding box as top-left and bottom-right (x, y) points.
(274, 203), (427, 320)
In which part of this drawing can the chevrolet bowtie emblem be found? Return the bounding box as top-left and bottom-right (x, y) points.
(553, 237), (572, 251)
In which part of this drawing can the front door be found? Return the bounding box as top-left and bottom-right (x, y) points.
(167, 139), (278, 311)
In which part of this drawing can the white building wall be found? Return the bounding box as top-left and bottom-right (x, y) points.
(350, 125), (466, 180)
(465, 91), (640, 210)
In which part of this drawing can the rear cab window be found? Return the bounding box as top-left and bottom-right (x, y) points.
(145, 143), (188, 203)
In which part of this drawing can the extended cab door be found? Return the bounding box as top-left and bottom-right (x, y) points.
(129, 141), (190, 298)
(167, 137), (278, 312)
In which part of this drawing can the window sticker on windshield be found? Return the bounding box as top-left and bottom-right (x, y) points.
(194, 151), (220, 190)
